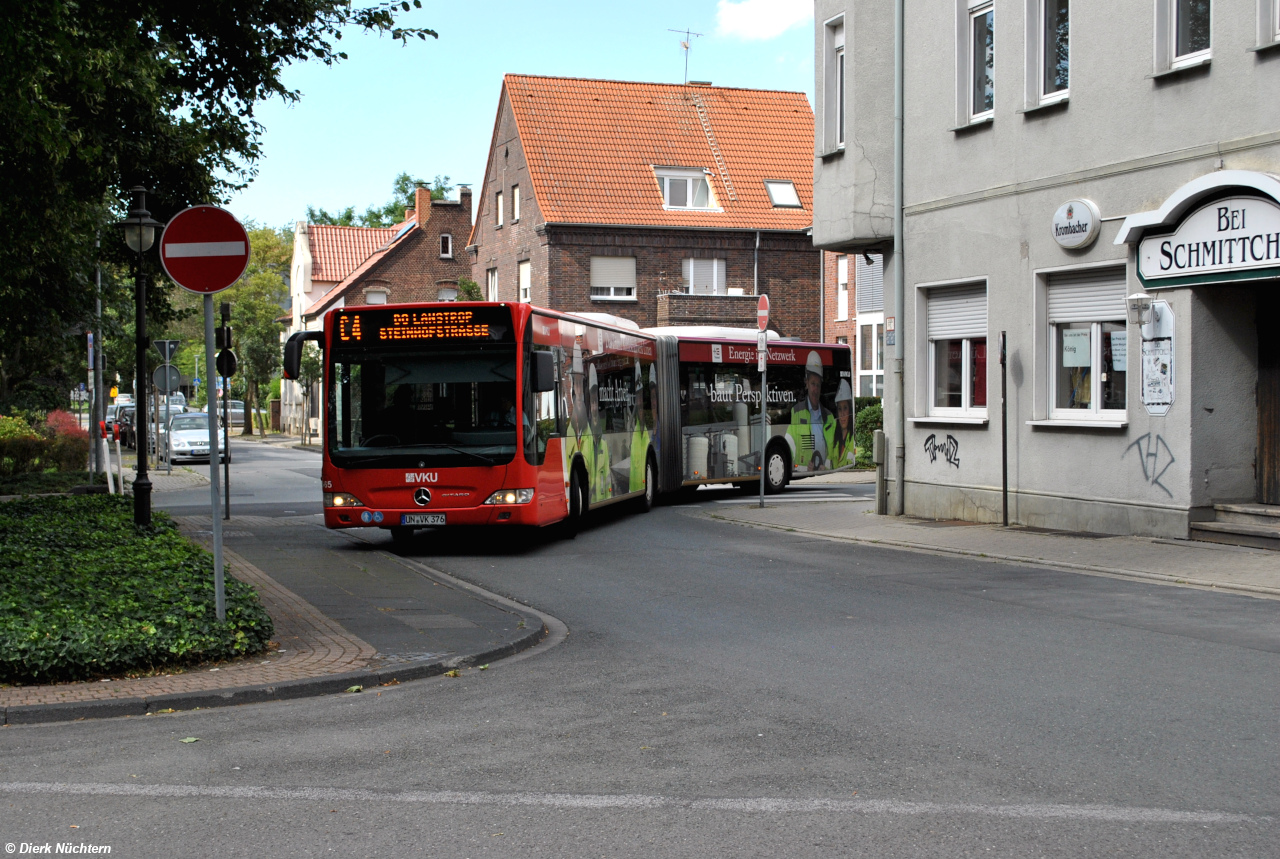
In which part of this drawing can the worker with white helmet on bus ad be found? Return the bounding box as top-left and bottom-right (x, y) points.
(786, 350), (835, 472)
(629, 359), (650, 493)
(826, 378), (856, 469)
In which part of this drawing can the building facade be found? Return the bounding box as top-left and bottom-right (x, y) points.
(814, 0), (1280, 542)
(468, 75), (823, 341)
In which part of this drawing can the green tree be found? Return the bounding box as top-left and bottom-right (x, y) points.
(457, 278), (483, 301)
(308, 173), (453, 227)
(0, 1), (435, 405)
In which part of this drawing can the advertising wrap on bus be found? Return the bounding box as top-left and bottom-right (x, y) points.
(286, 301), (855, 539)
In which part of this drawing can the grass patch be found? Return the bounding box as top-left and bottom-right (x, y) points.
(0, 470), (106, 496)
(0, 495), (273, 684)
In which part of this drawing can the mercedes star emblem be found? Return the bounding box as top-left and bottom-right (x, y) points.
(413, 487), (432, 506)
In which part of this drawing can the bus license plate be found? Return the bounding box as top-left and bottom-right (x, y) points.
(402, 513), (446, 526)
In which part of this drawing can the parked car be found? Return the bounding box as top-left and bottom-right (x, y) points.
(115, 405), (137, 449)
(164, 393), (188, 414)
(163, 412), (230, 464)
(113, 393), (134, 406)
(205, 399), (246, 428)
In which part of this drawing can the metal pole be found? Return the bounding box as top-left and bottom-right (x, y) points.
(133, 264), (151, 526)
(165, 388), (172, 475)
(223, 373), (230, 520)
(891, 0), (906, 517)
(1000, 331), (1009, 527)
(759, 361), (767, 509)
(204, 295), (226, 621)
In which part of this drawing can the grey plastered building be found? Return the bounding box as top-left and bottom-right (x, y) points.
(813, 0), (1280, 542)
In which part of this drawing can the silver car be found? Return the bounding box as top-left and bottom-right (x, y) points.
(164, 413), (230, 463)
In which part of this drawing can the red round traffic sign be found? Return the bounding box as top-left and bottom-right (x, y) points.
(160, 205), (250, 294)
(756, 294), (770, 331)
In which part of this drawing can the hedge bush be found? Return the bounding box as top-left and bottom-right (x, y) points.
(0, 411), (90, 477)
(854, 402), (883, 468)
(0, 495), (273, 684)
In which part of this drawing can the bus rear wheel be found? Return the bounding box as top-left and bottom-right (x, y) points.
(763, 444), (790, 495)
(637, 455), (656, 513)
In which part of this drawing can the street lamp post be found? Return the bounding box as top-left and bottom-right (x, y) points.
(118, 186), (163, 527)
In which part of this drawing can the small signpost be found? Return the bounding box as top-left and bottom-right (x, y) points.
(757, 294), (769, 509)
(160, 205), (250, 622)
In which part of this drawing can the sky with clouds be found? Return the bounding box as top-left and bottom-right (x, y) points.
(225, 0), (814, 230)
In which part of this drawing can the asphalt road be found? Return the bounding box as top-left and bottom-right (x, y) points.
(3, 441), (1277, 857)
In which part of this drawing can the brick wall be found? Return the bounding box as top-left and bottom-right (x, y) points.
(656, 293), (759, 328)
(468, 90), (548, 305)
(545, 226), (821, 340)
(338, 187), (474, 307)
(824, 250), (857, 347)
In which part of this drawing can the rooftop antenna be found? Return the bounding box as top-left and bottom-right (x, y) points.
(668, 27), (703, 84)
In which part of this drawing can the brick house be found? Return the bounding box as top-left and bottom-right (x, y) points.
(467, 74), (822, 340)
(281, 185), (473, 434)
(821, 249), (886, 398)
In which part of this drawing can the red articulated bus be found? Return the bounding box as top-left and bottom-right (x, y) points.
(283, 302), (855, 541)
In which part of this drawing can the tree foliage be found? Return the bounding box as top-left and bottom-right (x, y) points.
(0, 0), (435, 405)
(307, 172), (453, 227)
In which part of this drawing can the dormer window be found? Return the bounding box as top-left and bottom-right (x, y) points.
(655, 167), (719, 210)
(440, 233), (453, 259)
(764, 180), (802, 208)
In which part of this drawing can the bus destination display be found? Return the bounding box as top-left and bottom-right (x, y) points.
(336, 307), (511, 344)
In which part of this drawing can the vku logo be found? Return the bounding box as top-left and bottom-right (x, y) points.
(405, 472), (439, 484)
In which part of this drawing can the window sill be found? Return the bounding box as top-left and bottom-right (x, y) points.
(819, 147), (845, 162)
(1248, 39), (1280, 54)
(1026, 418), (1128, 429)
(1149, 56), (1211, 79)
(1016, 96), (1068, 115)
(950, 116), (993, 134)
(910, 416), (989, 426)
(590, 297), (638, 303)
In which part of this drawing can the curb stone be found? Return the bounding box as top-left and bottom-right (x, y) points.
(1, 618), (548, 727)
(703, 511), (1280, 600)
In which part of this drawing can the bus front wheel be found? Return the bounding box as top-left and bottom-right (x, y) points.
(564, 468), (587, 538)
(763, 444), (790, 495)
(390, 526), (415, 545)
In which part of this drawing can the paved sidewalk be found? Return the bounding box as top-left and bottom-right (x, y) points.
(706, 497), (1280, 598)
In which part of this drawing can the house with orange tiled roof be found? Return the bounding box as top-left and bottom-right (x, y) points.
(281, 184), (473, 435)
(467, 74), (822, 339)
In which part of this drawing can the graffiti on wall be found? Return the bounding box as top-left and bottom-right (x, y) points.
(923, 433), (960, 468)
(1124, 433), (1175, 498)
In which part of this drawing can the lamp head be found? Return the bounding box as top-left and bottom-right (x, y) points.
(1126, 292), (1153, 327)
(119, 186), (163, 253)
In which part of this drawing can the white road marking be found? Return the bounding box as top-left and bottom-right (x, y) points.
(715, 492), (861, 505)
(0, 783), (1254, 824)
(163, 241), (246, 258)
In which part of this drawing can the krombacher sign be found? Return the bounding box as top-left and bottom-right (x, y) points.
(1138, 195), (1280, 286)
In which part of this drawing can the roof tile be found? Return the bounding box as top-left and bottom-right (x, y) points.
(308, 223), (404, 282)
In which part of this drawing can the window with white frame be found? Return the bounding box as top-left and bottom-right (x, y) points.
(1274, 0), (1280, 43)
(495, 191), (504, 227)
(1264, 0), (1280, 45)
(855, 254), (884, 397)
(764, 180), (803, 208)
(1047, 269), (1127, 418)
(824, 16), (846, 150)
(967, 1), (994, 121)
(683, 258), (727, 295)
(927, 284), (988, 415)
(486, 267), (498, 301)
(518, 260), (531, 303)
(656, 168), (718, 210)
(836, 255), (849, 321)
(1040, 0), (1069, 100)
(439, 233), (453, 259)
(590, 256), (636, 301)
(512, 184), (520, 221)
(1156, 0), (1211, 70)
(437, 285), (458, 302)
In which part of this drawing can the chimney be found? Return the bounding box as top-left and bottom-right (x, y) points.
(404, 208), (415, 222)
(458, 184), (472, 220)
(414, 184), (432, 228)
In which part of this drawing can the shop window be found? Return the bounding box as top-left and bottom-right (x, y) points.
(590, 256), (636, 301)
(1047, 270), (1127, 419)
(927, 284), (988, 415)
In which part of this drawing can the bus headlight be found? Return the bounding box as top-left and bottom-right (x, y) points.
(324, 492), (366, 508)
(483, 488), (534, 505)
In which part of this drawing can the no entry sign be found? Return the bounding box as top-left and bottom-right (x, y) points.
(757, 294), (770, 331)
(160, 206), (250, 294)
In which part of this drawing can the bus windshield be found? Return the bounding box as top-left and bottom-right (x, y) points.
(328, 342), (518, 468)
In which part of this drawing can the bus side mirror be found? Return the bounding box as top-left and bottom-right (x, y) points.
(282, 337), (302, 380)
(532, 351), (555, 393)
(282, 330), (323, 380)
